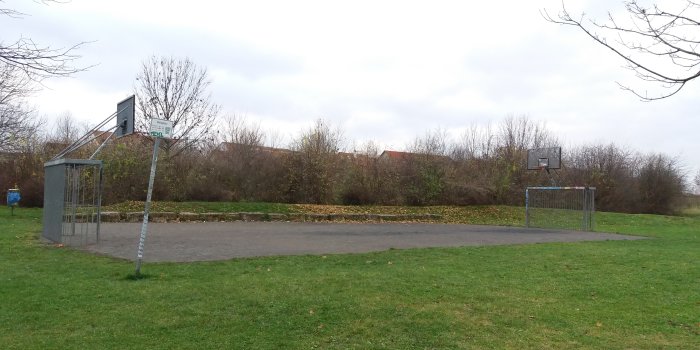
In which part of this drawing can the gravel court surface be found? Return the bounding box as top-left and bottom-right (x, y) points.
(86, 222), (645, 262)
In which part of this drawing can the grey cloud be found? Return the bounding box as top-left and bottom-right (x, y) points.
(16, 10), (303, 91)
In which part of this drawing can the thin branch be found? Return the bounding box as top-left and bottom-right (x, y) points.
(543, 0), (700, 100)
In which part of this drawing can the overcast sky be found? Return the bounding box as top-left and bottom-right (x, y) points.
(5, 0), (699, 179)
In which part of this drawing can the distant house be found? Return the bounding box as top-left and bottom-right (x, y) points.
(48, 130), (154, 159)
(90, 130), (112, 145)
(379, 150), (451, 163)
(379, 150), (413, 161)
(50, 130), (111, 152)
(337, 151), (359, 160)
(43, 141), (72, 156)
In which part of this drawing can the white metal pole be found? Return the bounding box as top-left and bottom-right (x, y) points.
(135, 138), (161, 276)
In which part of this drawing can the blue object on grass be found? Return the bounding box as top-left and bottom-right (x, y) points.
(7, 189), (20, 206)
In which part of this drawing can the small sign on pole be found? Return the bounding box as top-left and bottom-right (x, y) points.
(149, 118), (173, 139)
(134, 118), (172, 276)
(7, 188), (20, 216)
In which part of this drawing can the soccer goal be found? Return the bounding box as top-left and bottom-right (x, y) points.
(525, 186), (596, 231)
(43, 159), (103, 246)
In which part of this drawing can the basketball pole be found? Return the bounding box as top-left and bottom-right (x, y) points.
(135, 137), (161, 276)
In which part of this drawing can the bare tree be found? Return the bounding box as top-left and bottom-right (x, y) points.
(223, 114), (264, 147)
(0, 100), (41, 152)
(638, 153), (686, 213)
(543, 1), (700, 100)
(409, 128), (449, 156)
(1, 1), (85, 151)
(497, 115), (556, 159)
(285, 119), (344, 203)
(50, 111), (80, 144)
(135, 56), (220, 157)
(341, 140), (402, 205)
(565, 143), (640, 212)
(219, 114), (268, 200)
(404, 129), (452, 205)
(0, 64), (42, 152)
(694, 169), (700, 193)
(451, 123), (494, 160)
(1, 0), (86, 82)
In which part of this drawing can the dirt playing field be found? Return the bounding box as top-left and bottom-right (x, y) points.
(84, 222), (645, 262)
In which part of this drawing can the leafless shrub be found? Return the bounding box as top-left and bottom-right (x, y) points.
(451, 123), (495, 161)
(341, 140), (401, 205)
(563, 143), (640, 212)
(284, 119), (344, 204)
(637, 154), (686, 214)
(214, 114), (282, 201)
(490, 116), (558, 204)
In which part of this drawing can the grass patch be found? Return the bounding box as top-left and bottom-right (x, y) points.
(680, 205), (700, 218)
(1, 206), (698, 349)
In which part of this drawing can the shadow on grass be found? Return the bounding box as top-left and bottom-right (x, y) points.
(124, 273), (153, 281)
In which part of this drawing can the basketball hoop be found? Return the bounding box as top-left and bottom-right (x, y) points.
(528, 147), (561, 186)
(527, 147), (561, 170)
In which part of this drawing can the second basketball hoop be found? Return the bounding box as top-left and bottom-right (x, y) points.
(527, 147), (561, 171)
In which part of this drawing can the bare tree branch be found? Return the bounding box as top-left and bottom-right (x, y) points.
(0, 0), (87, 151)
(135, 56), (220, 158)
(1, 0), (89, 82)
(543, 0), (700, 100)
(0, 64), (43, 151)
(0, 38), (88, 80)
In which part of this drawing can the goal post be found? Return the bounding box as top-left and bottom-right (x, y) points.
(43, 159), (103, 245)
(525, 186), (596, 231)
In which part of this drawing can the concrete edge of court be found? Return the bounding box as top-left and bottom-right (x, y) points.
(99, 211), (443, 224)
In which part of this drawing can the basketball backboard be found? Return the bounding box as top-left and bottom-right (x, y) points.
(527, 147), (561, 170)
(115, 95), (135, 138)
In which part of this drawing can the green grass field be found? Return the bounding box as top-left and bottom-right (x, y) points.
(1, 205), (698, 349)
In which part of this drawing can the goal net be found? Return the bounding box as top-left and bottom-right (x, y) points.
(43, 159), (103, 246)
(525, 187), (596, 231)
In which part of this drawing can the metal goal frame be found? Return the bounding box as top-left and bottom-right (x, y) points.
(42, 159), (103, 246)
(525, 186), (596, 231)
